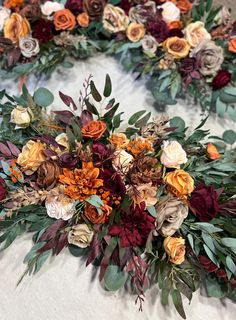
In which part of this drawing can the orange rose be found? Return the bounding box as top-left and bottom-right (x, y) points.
(109, 133), (129, 149)
(164, 169), (194, 197)
(228, 38), (236, 53)
(81, 120), (106, 139)
(163, 36), (190, 59)
(163, 236), (185, 265)
(176, 0), (192, 14)
(167, 20), (183, 30)
(84, 204), (112, 224)
(126, 22), (145, 42)
(4, 13), (30, 43)
(53, 9), (76, 31)
(77, 12), (89, 27)
(207, 143), (221, 160)
(4, 0), (24, 9)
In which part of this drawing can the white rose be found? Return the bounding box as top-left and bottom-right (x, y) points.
(45, 193), (75, 220)
(103, 4), (129, 33)
(55, 133), (70, 150)
(10, 106), (34, 128)
(68, 224), (94, 248)
(159, 1), (180, 23)
(141, 35), (158, 54)
(0, 6), (10, 32)
(160, 141), (187, 168)
(19, 37), (40, 58)
(113, 149), (133, 173)
(214, 6), (231, 26)
(185, 21), (211, 48)
(41, 1), (64, 16)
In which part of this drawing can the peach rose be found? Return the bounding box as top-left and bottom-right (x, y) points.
(185, 21), (211, 48)
(228, 38), (236, 53)
(163, 36), (190, 59)
(53, 9), (76, 31)
(4, 13), (31, 43)
(84, 204), (112, 224)
(128, 183), (157, 207)
(109, 133), (129, 149)
(164, 169), (194, 197)
(126, 22), (145, 42)
(103, 4), (129, 33)
(164, 236), (185, 265)
(160, 140), (187, 168)
(176, 0), (192, 14)
(81, 120), (106, 139)
(167, 20), (183, 30)
(77, 12), (89, 27)
(206, 143), (221, 160)
(17, 140), (46, 175)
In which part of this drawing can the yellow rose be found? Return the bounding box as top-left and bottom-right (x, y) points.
(164, 169), (194, 197)
(163, 36), (190, 59)
(185, 21), (211, 48)
(126, 22), (145, 42)
(4, 13), (31, 43)
(10, 106), (34, 128)
(109, 133), (129, 149)
(164, 236), (185, 265)
(17, 140), (46, 175)
(103, 4), (129, 33)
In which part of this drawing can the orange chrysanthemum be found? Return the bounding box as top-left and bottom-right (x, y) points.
(127, 138), (154, 157)
(59, 162), (103, 201)
(9, 160), (24, 183)
(4, 0), (24, 9)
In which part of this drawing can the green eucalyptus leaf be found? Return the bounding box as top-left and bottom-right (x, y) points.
(33, 88), (54, 107)
(104, 265), (128, 291)
(90, 80), (102, 102)
(103, 74), (112, 97)
(128, 110), (146, 125)
(222, 130), (236, 145)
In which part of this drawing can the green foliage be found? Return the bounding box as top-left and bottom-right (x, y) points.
(104, 265), (128, 291)
(33, 88), (54, 107)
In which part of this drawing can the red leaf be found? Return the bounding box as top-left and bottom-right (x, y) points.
(86, 237), (102, 266)
(6, 141), (20, 157)
(0, 142), (12, 157)
(54, 110), (74, 125)
(40, 220), (67, 241)
(55, 232), (68, 255)
(59, 91), (77, 111)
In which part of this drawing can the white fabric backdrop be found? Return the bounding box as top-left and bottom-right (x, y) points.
(0, 55), (236, 320)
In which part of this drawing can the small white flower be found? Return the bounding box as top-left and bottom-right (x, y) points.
(19, 37), (40, 58)
(141, 35), (158, 54)
(113, 149), (133, 173)
(10, 106), (34, 129)
(41, 1), (64, 16)
(45, 194), (75, 220)
(0, 6), (10, 32)
(160, 140), (187, 168)
(158, 1), (180, 23)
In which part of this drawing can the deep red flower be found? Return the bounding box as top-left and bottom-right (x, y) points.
(65, 0), (83, 14)
(109, 202), (155, 247)
(212, 70), (231, 90)
(198, 255), (218, 273)
(92, 142), (110, 160)
(32, 19), (54, 44)
(0, 178), (6, 201)
(168, 28), (184, 38)
(59, 152), (78, 168)
(119, 0), (132, 14)
(146, 19), (169, 43)
(100, 168), (126, 196)
(216, 268), (227, 279)
(190, 184), (220, 222)
(179, 57), (201, 87)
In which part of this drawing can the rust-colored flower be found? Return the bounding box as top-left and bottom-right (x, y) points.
(84, 203), (112, 224)
(126, 22), (145, 42)
(53, 9), (76, 31)
(109, 132), (129, 149)
(59, 161), (103, 200)
(4, 0), (24, 9)
(81, 120), (106, 139)
(163, 36), (190, 59)
(83, 0), (106, 20)
(37, 160), (61, 189)
(167, 20), (182, 30)
(163, 236), (185, 265)
(206, 143), (221, 161)
(175, 0), (192, 14)
(228, 38), (236, 53)
(77, 12), (89, 27)
(4, 13), (31, 43)
(164, 169), (194, 198)
(127, 138), (154, 157)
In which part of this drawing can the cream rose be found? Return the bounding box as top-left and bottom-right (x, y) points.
(41, 1), (64, 16)
(214, 6), (231, 26)
(155, 197), (188, 236)
(55, 133), (70, 150)
(128, 182), (157, 207)
(19, 37), (40, 58)
(141, 35), (158, 54)
(160, 141), (187, 168)
(103, 4), (129, 33)
(185, 21), (211, 48)
(129, 1), (156, 24)
(0, 6), (10, 32)
(68, 224), (94, 248)
(113, 149), (133, 173)
(10, 106), (34, 129)
(159, 1), (180, 23)
(45, 193), (75, 220)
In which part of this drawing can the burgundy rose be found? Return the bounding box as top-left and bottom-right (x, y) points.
(168, 28), (184, 38)
(32, 19), (54, 44)
(59, 152), (78, 168)
(212, 70), (231, 90)
(0, 177), (6, 201)
(190, 184), (220, 222)
(119, 0), (132, 14)
(198, 255), (218, 273)
(100, 168), (126, 196)
(179, 57), (201, 87)
(109, 202), (155, 247)
(65, 0), (83, 14)
(92, 142), (111, 162)
(146, 19), (169, 43)
(216, 269), (227, 279)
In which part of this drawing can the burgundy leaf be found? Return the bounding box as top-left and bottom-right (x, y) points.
(59, 91), (77, 111)
(3, 202), (15, 209)
(86, 237), (102, 266)
(80, 110), (93, 126)
(43, 149), (58, 157)
(54, 110), (74, 125)
(0, 142), (12, 157)
(6, 141), (20, 157)
(55, 232), (68, 255)
(7, 47), (21, 67)
(40, 220), (67, 241)
(38, 238), (57, 253)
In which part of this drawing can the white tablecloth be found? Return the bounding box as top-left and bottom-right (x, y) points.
(0, 55), (235, 320)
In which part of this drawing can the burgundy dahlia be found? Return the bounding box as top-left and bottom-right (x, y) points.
(146, 19), (169, 43)
(0, 177), (6, 201)
(190, 184), (220, 222)
(119, 0), (132, 14)
(179, 57), (201, 87)
(168, 28), (184, 38)
(109, 202), (155, 247)
(65, 0), (83, 15)
(92, 142), (110, 161)
(100, 168), (126, 196)
(32, 19), (54, 44)
(212, 70), (231, 90)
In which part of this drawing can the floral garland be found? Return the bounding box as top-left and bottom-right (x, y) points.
(0, 75), (236, 318)
(1, 0), (236, 118)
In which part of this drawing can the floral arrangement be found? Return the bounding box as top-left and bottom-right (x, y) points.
(0, 75), (236, 318)
(1, 0), (236, 118)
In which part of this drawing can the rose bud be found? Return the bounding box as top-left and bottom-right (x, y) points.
(59, 152), (78, 168)
(212, 70), (231, 90)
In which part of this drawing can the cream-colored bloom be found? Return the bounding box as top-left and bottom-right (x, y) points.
(19, 37), (40, 58)
(129, 1), (156, 24)
(68, 224), (94, 248)
(103, 4), (129, 33)
(160, 141), (187, 168)
(41, 1), (64, 16)
(141, 35), (158, 54)
(10, 106), (34, 128)
(214, 6), (231, 26)
(0, 6), (10, 32)
(159, 1), (180, 23)
(45, 193), (75, 220)
(155, 196), (188, 236)
(128, 183), (157, 207)
(55, 133), (70, 150)
(113, 149), (133, 173)
(185, 21), (211, 48)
